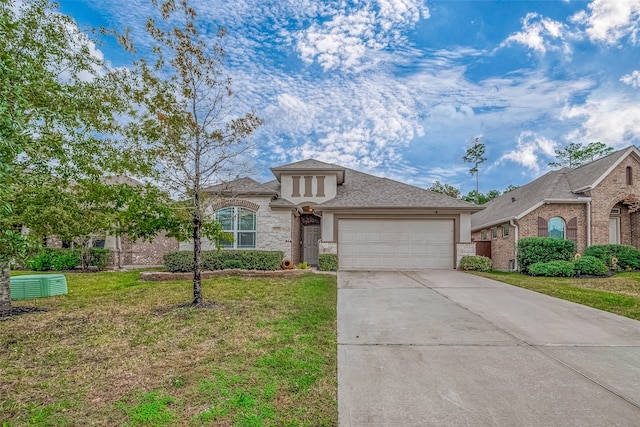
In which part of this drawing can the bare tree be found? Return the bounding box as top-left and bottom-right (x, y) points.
(120, 0), (263, 305)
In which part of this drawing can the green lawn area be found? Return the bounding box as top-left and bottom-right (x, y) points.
(474, 270), (640, 321)
(1, 270), (337, 426)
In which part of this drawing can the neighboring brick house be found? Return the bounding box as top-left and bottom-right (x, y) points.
(181, 159), (482, 269)
(471, 146), (640, 271)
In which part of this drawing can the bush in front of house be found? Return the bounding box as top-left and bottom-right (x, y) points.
(518, 237), (576, 273)
(89, 248), (111, 271)
(459, 255), (492, 272)
(25, 247), (110, 271)
(528, 260), (576, 277)
(164, 250), (284, 272)
(573, 255), (609, 276)
(318, 254), (339, 272)
(222, 259), (245, 269)
(583, 244), (640, 270)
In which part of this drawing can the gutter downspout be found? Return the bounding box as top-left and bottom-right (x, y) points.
(510, 219), (519, 272)
(586, 199), (592, 247)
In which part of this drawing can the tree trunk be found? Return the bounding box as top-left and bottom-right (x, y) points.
(192, 194), (203, 305)
(0, 262), (11, 311)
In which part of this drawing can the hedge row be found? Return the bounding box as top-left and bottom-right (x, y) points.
(26, 248), (111, 271)
(164, 250), (284, 272)
(583, 244), (640, 270)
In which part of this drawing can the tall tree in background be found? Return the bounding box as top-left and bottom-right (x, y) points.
(548, 142), (613, 168)
(120, 0), (263, 305)
(462, 137), (487, 204)
(428, 181), (461, 199)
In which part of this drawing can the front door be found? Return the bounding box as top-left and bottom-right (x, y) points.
(303, 226), (320, 265)
(609, 217), (621, 244)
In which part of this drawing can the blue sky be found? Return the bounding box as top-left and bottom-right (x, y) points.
(57, 0), (640, 195)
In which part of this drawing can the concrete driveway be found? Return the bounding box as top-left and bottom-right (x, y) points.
(338, 270), (640, 426)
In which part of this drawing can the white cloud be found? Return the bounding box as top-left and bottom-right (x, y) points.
(293, 0), (429, 71)
(499, 132), (558, 172)
(571, 0), (640, 45)
(621, 70), (640, 88)
(501, 13), (570, 54)
(563, 91), (640, 146)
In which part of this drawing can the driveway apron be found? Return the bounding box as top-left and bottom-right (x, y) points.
(338, 270), (640, 426)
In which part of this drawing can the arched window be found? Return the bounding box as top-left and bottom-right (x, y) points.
(548, 217), (565, 239)
(215, 207), (256, 248)
(627, 166), (633, 185)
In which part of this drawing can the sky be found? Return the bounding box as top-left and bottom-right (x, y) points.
(56, 0), (640, 195)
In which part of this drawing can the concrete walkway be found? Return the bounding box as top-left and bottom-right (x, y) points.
(338, 270), (640, 426)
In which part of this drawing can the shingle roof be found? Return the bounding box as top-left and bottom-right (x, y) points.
(565, 146), (634, 191)
(271, 159), (346, 183)
(204, 177), (278, 196)
(320, 168), (479, 209)
(471, 145), (640, 230)
(206, 159), (481, 211)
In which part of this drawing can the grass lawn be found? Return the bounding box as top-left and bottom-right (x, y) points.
(1, 270), (337, 426)
(474, 270), (640, 321)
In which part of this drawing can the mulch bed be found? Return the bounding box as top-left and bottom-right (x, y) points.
(0, 306), (48, 321)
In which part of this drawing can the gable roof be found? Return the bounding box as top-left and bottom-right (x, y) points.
(271, 159), (346, 184)
(471, 145), (639, 230)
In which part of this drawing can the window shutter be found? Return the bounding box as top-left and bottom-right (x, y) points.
(567, 217), (578, 241)
(537, 217), (548, 237)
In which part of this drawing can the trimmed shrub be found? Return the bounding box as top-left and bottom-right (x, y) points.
(583, 244), (640, 270)
(573, 255), (608, 276)
(26, 252), (54, 271)
(164, 250), (284, 272)
(518, 237), (576, 273)
(51, 251), (81, 271)
(89, 248), (110, 271)
(318, 254), (338, 272)
(222, 259), (245, 269)
(528, 260), (576, 277)
(163, 251), (193, 272)
(26, 248), (81, 271)
(459, 255), (492, 272)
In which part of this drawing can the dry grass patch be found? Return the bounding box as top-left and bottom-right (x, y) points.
(474, 271), (640, 321)
(1, 270), (337, 426)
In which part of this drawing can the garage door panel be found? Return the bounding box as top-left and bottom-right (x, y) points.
(339, 219), (454, 270)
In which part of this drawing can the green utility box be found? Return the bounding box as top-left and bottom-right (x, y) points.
(10, 274), (68, 300)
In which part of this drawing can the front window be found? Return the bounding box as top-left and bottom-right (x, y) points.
(548, 217), (565, 239)
(216, 207), (256, 249)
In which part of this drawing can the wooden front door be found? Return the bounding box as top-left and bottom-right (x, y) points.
(303, 226), (320, 265)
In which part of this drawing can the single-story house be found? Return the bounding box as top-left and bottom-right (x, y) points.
(471, 145), (640, 271)
(181, 159), (482, 270)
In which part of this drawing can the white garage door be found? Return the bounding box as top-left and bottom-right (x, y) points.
(338, 219), (454, 270)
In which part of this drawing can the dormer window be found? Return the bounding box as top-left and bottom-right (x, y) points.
(627, 166), (633, 185)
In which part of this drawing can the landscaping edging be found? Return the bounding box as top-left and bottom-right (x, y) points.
(139, 268), (335, 281)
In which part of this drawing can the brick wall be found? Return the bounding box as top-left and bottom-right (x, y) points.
(122, 231), (179, 266)
(519, 204), (588, 252)
(589, 155), (640, 246)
